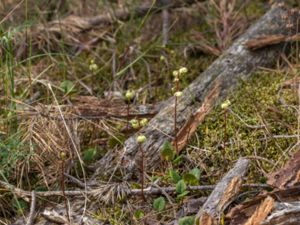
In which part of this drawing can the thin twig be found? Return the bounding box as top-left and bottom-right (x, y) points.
(26, 191), (36, 225)
(61, 159), (70, 223)
(162, 9), (169, 47)
(139, 144), (146, 201)
(0, 180), (270, 198)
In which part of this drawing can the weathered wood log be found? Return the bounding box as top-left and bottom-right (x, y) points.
(97, 4), (300, 178)
(194, 158), (249, 225)
(261, 201), (300, 225)
(13, 0), (201, 58)
(228, 199), (300, 225)
(227, 185), (300, 224)
(87, 0), (199, 27)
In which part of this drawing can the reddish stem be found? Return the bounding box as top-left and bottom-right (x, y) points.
(126, 102), (130, 130)
(61, 160), (70, 223)
(174, 96), (178, 154)
(224, 110), (227, 148)
(174, 80), (179, 154)
(139, 144), (146, 201)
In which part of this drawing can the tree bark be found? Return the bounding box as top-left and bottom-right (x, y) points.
(194, 158), (249, 225)
(98, 4), (300, 178)
(261, 202), (300, 225)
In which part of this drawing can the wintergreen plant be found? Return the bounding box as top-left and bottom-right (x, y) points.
(124, 90), (136, 129)
(172, 67), (188, 154)
(137, 134), (147, 201)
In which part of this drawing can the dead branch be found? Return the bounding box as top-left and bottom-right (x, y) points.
(98, 4), (300, 178)
(22, 96), (160, 121)
(14, 0), (201, 58)
(86, 0), (200, 27)
(227, 184), (300, 224)
(26, 191), (37, 225)
(195, 158), (250, 225)
(246, 34), (300, 50)
(0, 180), (268, 199)
(262, 202), (300, 225)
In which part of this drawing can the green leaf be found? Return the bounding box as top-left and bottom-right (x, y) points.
(173, 155), (183, 165)
(160, 141), (175, 161)
(134, 209), (144, 219)
(83, 148), (97, 162)
(176, 180), (186, 194)
(169, 169), (181, 183)
(12, 199), (28, 215)
(190, 168), (201, 180)
(153, 197), (166, 212)
(183, 173), (198, 185)
(176, 190), (190, 199)
(178, 216), (195, 225)
(183, 168), (201, 185)
(60, 80), (75, 94)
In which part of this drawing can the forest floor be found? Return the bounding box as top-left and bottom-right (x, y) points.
(1, 0), (300, 224)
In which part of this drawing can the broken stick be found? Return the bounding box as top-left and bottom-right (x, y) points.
(194, 158), (249, 225)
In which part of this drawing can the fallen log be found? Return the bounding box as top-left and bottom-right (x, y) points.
(96, 4), (300, 178)
(14, 0), (201, 58)
(194, 158), (249, 225)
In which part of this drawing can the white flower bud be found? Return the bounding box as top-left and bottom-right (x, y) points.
(125, 90), (135, 101)
(221, 100), (231, 109)
(174, 91), (183, 97)
(89, 63), (98, 71)
(179, 67), (188, 74)
(140, 118), (148, 127)
(130, 119), (139, 129)
(137, 135), (147, 143)
(173, 70), (179, 77)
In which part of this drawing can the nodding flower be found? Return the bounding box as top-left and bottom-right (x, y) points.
(221, 100), (231, 109)
(89, 59), (98, 71)
(179, 67), (188, 75)
(125, 90), (135, 101)
(130, 119), (139, 129)
(173, 70), (179, 77)
(137, 135), (147, 143)
(174, 91), (183, 97)
(140, 118), (148, 127)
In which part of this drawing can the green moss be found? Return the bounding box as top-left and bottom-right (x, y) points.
(188, 70), (298, 183)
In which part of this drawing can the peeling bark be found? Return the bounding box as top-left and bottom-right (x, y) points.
(262, 202), (300, 225)
(195, 158), (249, 225)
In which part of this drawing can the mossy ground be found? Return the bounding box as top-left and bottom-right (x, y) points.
(1, 0), (300, 224)
(189, 69), (299, 184)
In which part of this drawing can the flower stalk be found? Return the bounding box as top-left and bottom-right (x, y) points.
(60, 152), (70, 223)
(172, 67), (187, 154)
(137, 134), (147, 201)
